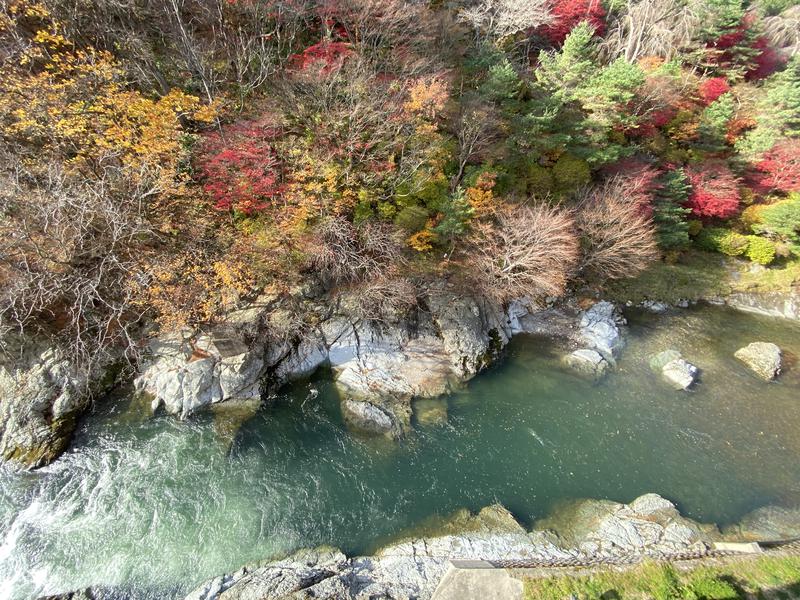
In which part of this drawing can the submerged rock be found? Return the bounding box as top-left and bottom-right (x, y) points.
(735, 342), (782, 381)
(650, 350), (698, 390)
(210, 398), (261, 452)
(562, 348), (610, 381)
(341, 399), (396, 436)
(413, 398), (448, 427)
(724, 505), (800, 541)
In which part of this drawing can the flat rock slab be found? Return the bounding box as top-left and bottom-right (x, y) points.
(431, 565), (523, 600)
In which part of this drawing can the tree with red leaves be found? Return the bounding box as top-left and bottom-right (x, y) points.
(746, 36), (783, 81)
(197, 120), (284, 214)
(290, 41), (354, 74)
(756, 140), (800, 193)
(698, 77), (730, 105)
(539, 0), (606, 46)
(685, 161), (741, 219)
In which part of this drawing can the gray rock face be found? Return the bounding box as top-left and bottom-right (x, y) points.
(136, 288), (531, 432)
(578, 301), (625, 362)
(185, 494), (719, 600)
(725, 291), (800, 321)
(535, 493), (717, 556)
(562, 348), (610, 380)
(735, 342), (782, 380)
(0, 346), (88, 468)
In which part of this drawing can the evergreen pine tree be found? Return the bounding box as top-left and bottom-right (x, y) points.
(653, 168), (692, 249)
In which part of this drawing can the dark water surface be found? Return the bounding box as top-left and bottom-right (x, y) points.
(1, 305), (799, 599)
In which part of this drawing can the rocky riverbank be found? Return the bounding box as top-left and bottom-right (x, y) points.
(177, 494), (797, 600)
(134, 289), (624, 440)
(1, 283), (796, 469)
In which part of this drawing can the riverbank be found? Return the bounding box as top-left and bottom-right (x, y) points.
(182, 494), (800, 600)
(2, 248), (797, 472)
(521, 552), (800, 600)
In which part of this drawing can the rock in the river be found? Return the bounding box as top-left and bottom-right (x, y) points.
(640, 300), (670, 313)
(734, 342), (782, 380)
(662, 358), (699, 390)
(649, 350), (682, 372)
(650, 350), (698, 390)
(723, 505), (800, 541)
(341, 399), (396, 435)
(186, 494), (721, 600)
(578, 301), (625, 361)
(563, 348), (610, 380)
(413, 398), (448, 427)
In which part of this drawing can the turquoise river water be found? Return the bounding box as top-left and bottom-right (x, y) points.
(1, 305), (799, 599)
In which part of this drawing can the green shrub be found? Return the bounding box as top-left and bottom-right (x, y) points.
(695, 227), (749, 256)
(688, 219), (704, 237)
(756, 193), (800, 251)
(746, 236), (777, 264)
(552, 153), (590, 191)
(683, 569), (741, 599)
(394, 205), (429, 232)
(526, 163), (555, 198)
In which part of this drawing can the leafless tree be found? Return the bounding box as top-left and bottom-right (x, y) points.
(599, 0), (700, 62)
(468, 203), (579, 303)
(0, 163), (153, 374)
(574, 177), (659, 281)
(458, 0), (553, 43)
(347, 277), (418, 324)
(46, 0), (310, 104)
(308, 216), (404, 286)
(762, 6), (800, 57)
(451, 105), (500, 190)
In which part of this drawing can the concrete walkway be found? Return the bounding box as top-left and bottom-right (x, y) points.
(431, 561), (524, 600)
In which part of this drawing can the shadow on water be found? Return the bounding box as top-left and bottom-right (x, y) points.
(1, 304), (799, 599)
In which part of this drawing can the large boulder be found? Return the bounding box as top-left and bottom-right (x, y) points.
(535, 493), (718, 555)
(735, 342), (782, 381)
(578, 301), (625, 361)
(427, 291), (511, 377)
(137, 330), (265, 418)
(1, 346), (89, 468)
(562, 348), (610, 381)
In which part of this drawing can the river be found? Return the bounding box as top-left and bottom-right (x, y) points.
(1, 304), (799, 599)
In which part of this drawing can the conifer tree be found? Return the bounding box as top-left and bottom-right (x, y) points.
(653, 168), (692, 249)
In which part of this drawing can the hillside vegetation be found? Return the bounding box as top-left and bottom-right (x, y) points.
(1, 0), (798, 374)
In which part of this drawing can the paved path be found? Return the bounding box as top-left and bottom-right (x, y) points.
(431, 541), (800, 600)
